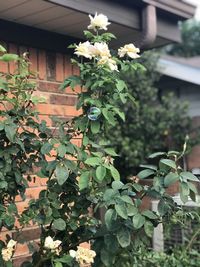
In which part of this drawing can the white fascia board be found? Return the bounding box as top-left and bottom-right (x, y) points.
(157, 58), (200, 85)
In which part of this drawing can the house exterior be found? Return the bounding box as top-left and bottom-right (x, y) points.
(158, 55), (200, 173)
(0, 0), (196, 265)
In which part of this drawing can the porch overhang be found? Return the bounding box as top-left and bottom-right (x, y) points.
(0, 0), (196, 51)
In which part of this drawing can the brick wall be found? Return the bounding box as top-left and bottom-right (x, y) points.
(0, 41), (82, 266)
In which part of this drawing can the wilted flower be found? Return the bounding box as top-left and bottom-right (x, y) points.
(88, 13), (110, 31)
(93, 42), (111, 58)
(98, 56), (118, 71)
(44, 236), (61, 255)
(74, 41), (94, 59)
(70, 246), (96, 265)
(118, 43), (140, 59)
(1, 239), (17, 262)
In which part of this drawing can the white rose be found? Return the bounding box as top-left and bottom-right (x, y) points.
(53, 240), (62, 249)
(2, 248), (13, 262)
(44, 236), (61, 255)
(93, 42), (111, 58)
(75, 246), (96, 265)
(69, 249), (77, 258)
(98, 56), (118, 71)
(74, 41), (94, 59)
(44, 236), (54, 249)
(107, 58), (118, 71)
(118, 43), (140, 59)
(88, 13), (110, 31)
(7, 239), (17, 249)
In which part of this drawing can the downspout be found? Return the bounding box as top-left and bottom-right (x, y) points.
(139, 4), (157, 49)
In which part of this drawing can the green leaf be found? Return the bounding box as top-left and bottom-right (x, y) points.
(55, 255), (73, 264)
(53, 218), (66, 231)
(188, 182), (198, 194)
(100, 249), (113, 267)
(85, 157), (101, 166)
(60, 75), (81, 90)
(142, 210), (158, 219)
(96, 165), (106, 182)
(104, 148), (118, 156)
(5, 261), (12, 267)
(158, 199), (169, 216)
(160, 159), (176, 169)
(137, 169), (155, 179)
(0, 181), (7, 189)
(4, 215), (15, 228)
(126, 204), (138, 216)
(116, 80), (127, 92)
(117, 227), (131, 248)
(5, 124), (17, 142)
(144, 221), (154, 237)
(102, 109), (116, 126)
(113, 108), (125, 121)
(120, 195), (133, 205)
(104, 234), (118, 253)
(0, 53), (19, 62)
(0, 45), (6, 53)
(148, 152), (166, 158)
(110, 165), (120, 181)
(112, 181), (124, 190)
(132, 214), (145, 229)
(82, 135), (89, 146)
(140, 164), (157, 171)
(180, 182), (189, 203)
(57, 144), (67, 157)
(115, 203), (128, 219)
(55, 262), (62, 267)
(90, 121), (100, 134)
(41, 142), (53, 155)
(180, 172), (199, 182)
(103, 189), (118, 203)
(55, 164), (69, 185)
(79, 171), (90, 190)
(8, 203), (17, 214)
(164, 172), (179, 187)
(105, 209), (117, 230)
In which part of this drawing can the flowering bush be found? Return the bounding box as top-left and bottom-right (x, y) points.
(0, 13), (199, 267)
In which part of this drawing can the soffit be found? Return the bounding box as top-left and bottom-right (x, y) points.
(0, 0), (196, 49)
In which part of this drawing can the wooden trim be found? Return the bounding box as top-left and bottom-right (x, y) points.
(46, 0), (140, 29)
(143, 0), (195, 18)
(0, 19), (80, 54)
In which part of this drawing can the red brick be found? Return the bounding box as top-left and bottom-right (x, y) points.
(64, 54), (72, 78)
(56, 53), (64, 82)
(50, 94), (77, 106)
(13, 255), (32, 267)
(38, 50), (46, 80)
(13, 227), (41, 243)
(0, 41), (8, 73)
(8, 43), (18, 74)
(37, 80), (81, 94)
(29, 47), (38, 73)
(16, 187), (46, 202)
(187, 145), (200, 170)
(14, 243), (29, 257)
(72, 64), (80, 76)
(38, 114), (53, 127)
(36, 103), (82, 116)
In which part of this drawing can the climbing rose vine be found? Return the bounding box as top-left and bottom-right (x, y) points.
(0, 13), (198, 267)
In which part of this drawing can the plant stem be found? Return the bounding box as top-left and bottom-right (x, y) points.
(186, 227), (200, 251)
